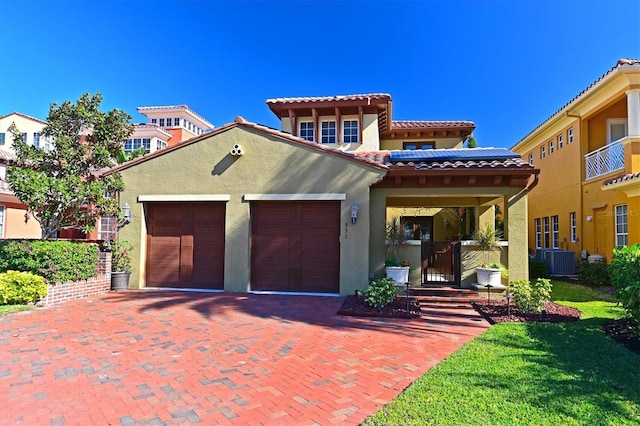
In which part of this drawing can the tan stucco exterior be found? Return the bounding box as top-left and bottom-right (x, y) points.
(117, 124), (386, 295)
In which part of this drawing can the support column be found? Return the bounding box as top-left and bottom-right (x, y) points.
(506, 190), (529, 282)
(369, 190), (388, 280)
(627, 89), (640, 137)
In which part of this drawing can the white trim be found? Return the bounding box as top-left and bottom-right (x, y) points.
(138, 194), (231, 202)
(243, 193), (347, 201)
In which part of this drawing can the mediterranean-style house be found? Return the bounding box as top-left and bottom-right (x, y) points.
(110, 93), (538, 295)
(511, 58), (640, 264)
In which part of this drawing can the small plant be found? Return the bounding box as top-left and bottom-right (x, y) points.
(358, 278), (398, 311)
(473, 225), (502, 266)
(609, 244), (640, 323)
(529, 259), (547, 279)
(509, 278), (553, 313)
(0, 271), (48, 305)
(385, 258), (413, 269)
(111, 240), (133, 272)
(576, 260), (610, 287)
(385, 217), (407, 259)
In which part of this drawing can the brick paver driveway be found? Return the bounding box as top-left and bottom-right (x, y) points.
(1, 291), (490, 425)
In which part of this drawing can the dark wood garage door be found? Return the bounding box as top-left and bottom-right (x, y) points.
(251, 201), (340, 293)
(146, 202), (225, 289)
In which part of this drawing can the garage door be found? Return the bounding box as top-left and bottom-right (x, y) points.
(251, 201), (340, 293)
(146, 202), (225, 289)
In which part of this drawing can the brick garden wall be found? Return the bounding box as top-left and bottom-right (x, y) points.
(38, 251), (112, 306)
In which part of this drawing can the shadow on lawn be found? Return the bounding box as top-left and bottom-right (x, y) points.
(103, 290), (489, 339)
(477, 319), (640, 423)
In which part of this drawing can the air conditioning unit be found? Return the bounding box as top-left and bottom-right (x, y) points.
(535, 248), (555, 262)
(545, 251), (576, 275)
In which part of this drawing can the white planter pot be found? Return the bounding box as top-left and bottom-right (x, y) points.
(386, 266), (410, 285)
(476, 267), (502, 287)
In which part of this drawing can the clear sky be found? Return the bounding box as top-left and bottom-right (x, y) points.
(1, 0), (639, 148)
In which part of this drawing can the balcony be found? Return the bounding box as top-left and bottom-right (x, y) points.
(585, 140), (625, 180)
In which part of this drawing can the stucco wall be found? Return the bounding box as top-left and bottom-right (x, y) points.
(118, 125), (386, 295)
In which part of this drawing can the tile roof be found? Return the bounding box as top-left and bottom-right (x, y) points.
(391, 120), (475, 129)
(136, 105), (214, 129)
(0, 148), (16, 162)
(354, 150), (533, 170)
(0, 111), (47, 125)
(266, 93), (392, 105)
(604, 172), (640, 186)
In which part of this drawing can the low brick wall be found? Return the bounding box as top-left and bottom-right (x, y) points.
(38, 251), (112, 306)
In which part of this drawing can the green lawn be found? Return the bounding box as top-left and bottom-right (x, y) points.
(364, 281), (639, 426)
(0, 304), (33, 316)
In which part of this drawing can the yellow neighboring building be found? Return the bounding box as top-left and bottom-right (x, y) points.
(511, 58), (640, 263)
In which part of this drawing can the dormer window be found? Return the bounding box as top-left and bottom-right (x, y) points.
(321, 121), (336, 144)
(299, 122), (314, 142)
(343, 120), (359, 143)
(403, 142), (435, 150)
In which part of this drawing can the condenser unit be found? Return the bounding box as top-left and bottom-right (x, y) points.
(545, 250), (576, 275)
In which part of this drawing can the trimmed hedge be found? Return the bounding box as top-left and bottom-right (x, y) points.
(576, 260), (610, 287)
(609, 244), (640, 323)
(0, 271), (48, 305)
(510, 278), (553, 313)
(0, 240), (99, 284)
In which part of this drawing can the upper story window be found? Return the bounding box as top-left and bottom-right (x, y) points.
(33, 132), (40, 149)
(549, 140), (554, 154)
(156, 139), (167, 150)
(125, 138), (151, 153)
(299, 122), (315, 142)
(529, 153), (534, 166)
(540, 145), (546, 159)
(343, 120), (359, 143)
(568, 128), (574, 143)
(159, 118), (165, 127)
(607, 118), (628, 143)
(321, 121), (336, 144)
(403, 142), (435, 150)
(174, 118), (180, 127)
(151, 118), (157, 124)
(0, 133), (5, 145)
(558, 134), (564, 149)
(22, 133), (27, 143)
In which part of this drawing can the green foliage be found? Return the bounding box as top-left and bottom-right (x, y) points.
(385, 258), (413, 269)
(509, 278), (553, 313)
(576, 260), (610, 287)
(7, 93), (133, 238)
(385, 217), (407, 259)
(359, 278), (398, 311)
(0, 240), (99, 284)
(609, 244), (640, 322)
(529, 259), (547, 280)
(0, 271), (48, 305)
(111, 240), (133, 272)
(473, 224), (502, 266)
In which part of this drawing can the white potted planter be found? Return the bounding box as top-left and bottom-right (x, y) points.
(476, 266), (502, 287)
(386, 266), (410, 285)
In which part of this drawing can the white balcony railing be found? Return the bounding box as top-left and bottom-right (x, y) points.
(585, 140), (625, 180)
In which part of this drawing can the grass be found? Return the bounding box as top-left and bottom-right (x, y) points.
(364, 281), (639, 426)
(0, 304), (33, 316)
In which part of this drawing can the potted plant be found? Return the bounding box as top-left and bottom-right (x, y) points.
(473, 225), (503, 287)
(111, 239), (132, 291)
(385, 217), (412, 284)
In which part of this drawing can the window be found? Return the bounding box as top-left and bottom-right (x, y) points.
(0, 206), (4, 238)
(22, 133), (27, 143)
(299, 122), (314, 142)
(401, 216), (433, 241)
(549, 140), (554, 154)
(552, 215), (559, 248)
(156, 140), (167, 150)
(615, 204), (628, 248)
(42, 136), (53, 152)
(529, 153), (534, 166)
(535, 218), (542, 249)
(33, 132), (40, 149)
(174, 118), (180, 127)
(151, 118), (157, 124)
(159, 118), (165, 127)
(543, 217), (550, 248)
(568, 128), (574, 143)
(343, 120), (359, 143)
(98, 216), (117, 241)
(0, 133), (5, 145)
(143, 138), (151, 152)
(570, 212), (577, 243)
(558, 134), (564, 149)
(403, 142), (435, 150)
(321, 121), (336, 144)
(540, 145), (546, 159)
(607, 118), (628, 143)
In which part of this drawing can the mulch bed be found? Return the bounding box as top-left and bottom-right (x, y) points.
(337, 295), (421, 319)
(602, 317), (640, 355)
(473, 300), (581, 324)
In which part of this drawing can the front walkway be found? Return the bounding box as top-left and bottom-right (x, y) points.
(1, 291), (490, 425)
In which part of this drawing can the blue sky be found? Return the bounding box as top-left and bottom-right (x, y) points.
(1, 0), (638, 148)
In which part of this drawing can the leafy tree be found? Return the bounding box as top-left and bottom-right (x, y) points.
(116, 147), (146, 164)
(7, 93), (133, 239)
(465, 134), (477, 148)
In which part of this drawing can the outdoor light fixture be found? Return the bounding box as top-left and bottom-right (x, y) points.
(122, 202), (132, 224)
(350, 203), (359, 224)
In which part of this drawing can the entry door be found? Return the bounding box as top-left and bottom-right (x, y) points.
(251, 201), (340, 293)
(146, 202), (225, 289)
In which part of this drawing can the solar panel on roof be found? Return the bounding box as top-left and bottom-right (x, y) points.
(389, 148), (519, 162)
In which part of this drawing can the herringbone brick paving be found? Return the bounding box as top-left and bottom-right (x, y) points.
(1, 291), (490, 425)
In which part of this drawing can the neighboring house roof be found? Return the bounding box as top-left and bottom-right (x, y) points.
(106, 116), (389, 174)
(132, 123), (174, 138)
(604, 172), (640, 186)
(0, 148), (17, 162)
(266, 93), (392, 105)
(391, 120), (475, 130)
(513, 58), (640, 150)
(0, 111), (47, 125)
(136, 105), (214, 130)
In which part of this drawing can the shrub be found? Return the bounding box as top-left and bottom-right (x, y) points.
(529, 259), (547, 280)
(359, 278), (398, 311)
(0, 271), (48, 305)
(0, 240), (99, 284)
(609, 244), (640, 322)
(111, 240), (133, 272)
(509, 278), (553, 313)
(576, 260), (610, 287)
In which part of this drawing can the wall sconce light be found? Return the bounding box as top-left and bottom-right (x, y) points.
(122, 202), (132, 224)
(350, 203), (359, 224)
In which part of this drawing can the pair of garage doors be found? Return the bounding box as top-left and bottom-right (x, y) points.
(145, 201), (340, 293)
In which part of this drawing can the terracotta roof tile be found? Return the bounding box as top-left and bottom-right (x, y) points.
(0, 148), (16, 162)
(354, 150), (532, 170)
(604, 172), (640, 186)
(391, 120), (475, 129)
(266, 93), (391, 105)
